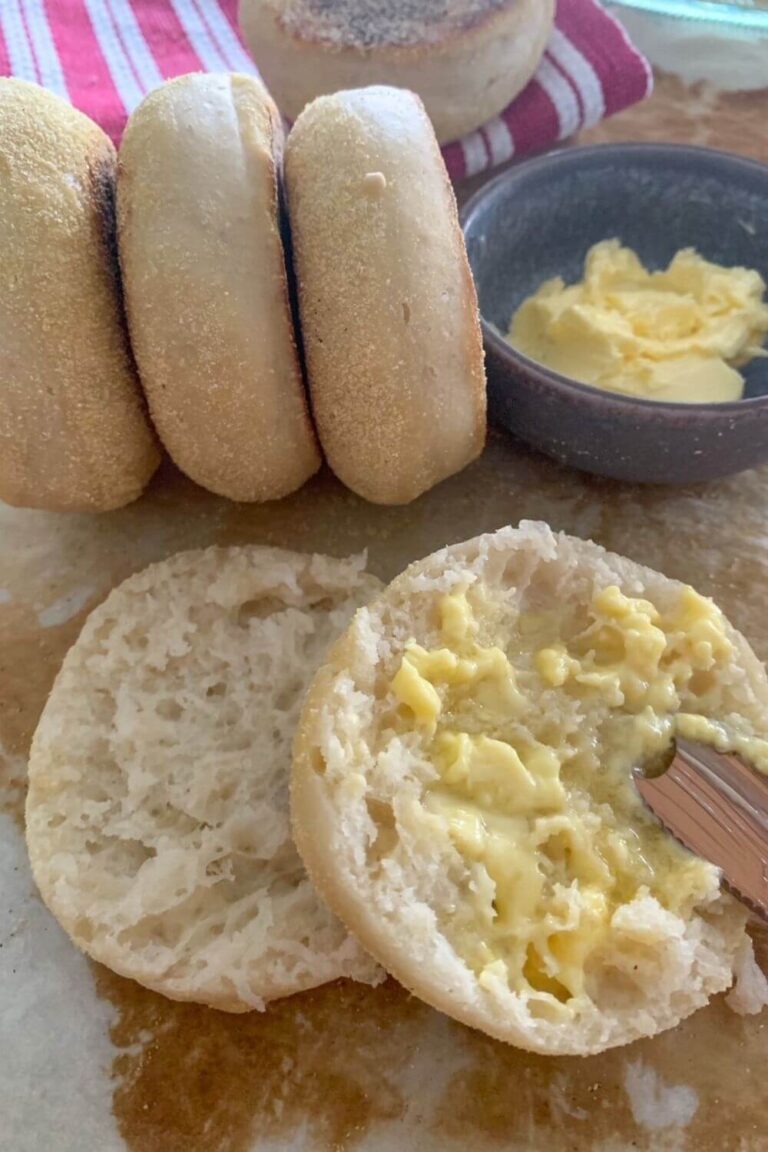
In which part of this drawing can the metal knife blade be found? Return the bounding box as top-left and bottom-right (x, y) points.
(634, 737), (768, 920)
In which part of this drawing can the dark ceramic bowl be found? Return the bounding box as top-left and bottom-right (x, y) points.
(461, 143), (768, 484)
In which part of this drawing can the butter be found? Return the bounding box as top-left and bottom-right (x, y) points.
(676, 713), (768, 775)
(389, 585), (763, 1011)
(508, 240), (768, 403)
(391, 656), (442, 729)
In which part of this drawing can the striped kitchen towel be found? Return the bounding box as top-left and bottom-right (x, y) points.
(0, 0), (652, 181)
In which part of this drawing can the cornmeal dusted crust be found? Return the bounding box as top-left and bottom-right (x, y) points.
(0, 78), (159, 512)
(277, 0), (521, 48)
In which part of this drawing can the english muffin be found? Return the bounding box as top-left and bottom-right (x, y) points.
(0, 79), (158, 512)
(292, 522), (767, 1053)
(27, 546), (383, 1010)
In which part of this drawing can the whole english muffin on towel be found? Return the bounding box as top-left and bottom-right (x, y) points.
(285, 86), (487, 505)
(26, 547), (382, 1010)
(117, 73), (321, 503)
(292, 523), (768, 1054)
(240, 0), (555, 144)
(0, 79), (159, 513)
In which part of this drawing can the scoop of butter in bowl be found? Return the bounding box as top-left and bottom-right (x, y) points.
(461, 142), (768, 484)
(508, 239), (768, 405)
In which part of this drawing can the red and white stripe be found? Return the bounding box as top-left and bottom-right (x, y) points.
(483, 116), (515, 169)
(0, 0), (652, 181)
(548, 27), (606, 130)
(167, 0), (257, 74)
(1, 1), (40, 87)
(2, 0), (67, 95)
(536, 53), (583, 142)
(82, 0), (161, 112)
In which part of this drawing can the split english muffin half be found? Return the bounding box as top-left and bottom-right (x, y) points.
(26, 546), (383, 1010)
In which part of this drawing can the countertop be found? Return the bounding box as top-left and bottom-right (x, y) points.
(582, 68), (768, 164)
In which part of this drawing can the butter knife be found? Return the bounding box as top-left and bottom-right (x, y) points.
(634, 737), (768, 919)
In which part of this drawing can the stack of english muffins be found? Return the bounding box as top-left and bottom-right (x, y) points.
(0, 73), (486, 514)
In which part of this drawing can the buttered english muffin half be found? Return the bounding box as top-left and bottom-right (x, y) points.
(292, 522), (768, 1055)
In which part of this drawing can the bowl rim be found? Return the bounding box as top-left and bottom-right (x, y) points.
(460, 141), (768, 415)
